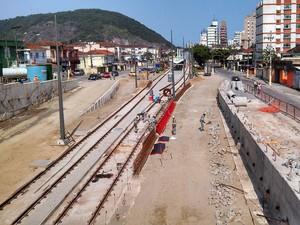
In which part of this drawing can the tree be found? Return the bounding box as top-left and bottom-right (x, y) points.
(262, 47), (278, 66)
(211, 48), (231, 64)
(192, 45), (211, 67)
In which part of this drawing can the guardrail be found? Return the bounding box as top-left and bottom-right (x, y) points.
(84, 81), (120, 114)
(244, 83), (300, 122)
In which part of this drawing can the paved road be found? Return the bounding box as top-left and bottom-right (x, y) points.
(216, 68), (300, 109)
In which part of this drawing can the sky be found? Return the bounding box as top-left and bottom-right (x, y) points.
(0, 0), (257, 45)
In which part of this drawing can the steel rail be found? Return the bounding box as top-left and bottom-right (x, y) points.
(52, 103), (157, 225)
(0, 71), (168, 212)
(9, 72), (169, 225)
(87, 75), (187, 225)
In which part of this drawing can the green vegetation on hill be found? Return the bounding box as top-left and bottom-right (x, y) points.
(0, 9), (170, 46)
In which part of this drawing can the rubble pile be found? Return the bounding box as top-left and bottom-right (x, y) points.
(207, 114), (244, 225)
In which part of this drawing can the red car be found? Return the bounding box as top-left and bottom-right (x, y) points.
(102, 72), (111, 79)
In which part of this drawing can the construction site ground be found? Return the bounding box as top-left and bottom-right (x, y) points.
(114, 75), (263, 225)
(0, 76), (145, 202)
(239, 98), (300, 159)
(238, 96), (300, 193)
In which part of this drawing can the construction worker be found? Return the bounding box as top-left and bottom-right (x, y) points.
(134, 117), (139, 133)
(254, 81), (258, 94)
(33, 75), (39, 82)
(257, 83), (262, 95)
(172, 116), (177, 135)
(199, 113), (206, 131)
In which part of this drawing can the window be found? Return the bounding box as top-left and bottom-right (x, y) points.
(284, 4), (291, 10)
(284, 15), (291, 20)
(283, 43), (291, 48)
(297, 4), (300, 9)
(297, 24), (300, 29)
(297, 15), (300, 20)
(283, 34), (291, 39)
(35, 52), (39, 58)
(42, 52), (45, 58)
(276, 10), (281, 14)
(284, 24), (291, 29)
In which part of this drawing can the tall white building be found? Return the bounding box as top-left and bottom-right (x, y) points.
(256, 0), (300, 62)
(207, 20), (219, 48)
(200, 30), (208, 46)
(233, 31), (243, 48)
(241, 12), (256, 49)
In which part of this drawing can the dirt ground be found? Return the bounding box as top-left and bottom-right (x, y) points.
(0, 76), (143, 202)
(120, 75), (255, 225)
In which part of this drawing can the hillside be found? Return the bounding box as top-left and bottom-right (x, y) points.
(0, 9), (170, 47)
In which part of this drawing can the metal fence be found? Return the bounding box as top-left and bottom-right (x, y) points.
(244, 83), (300, 122)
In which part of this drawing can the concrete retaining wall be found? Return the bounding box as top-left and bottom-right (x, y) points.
(0, 79), (79, 121)
(218, 83), (300, 225)
(84, 81), (120, 115)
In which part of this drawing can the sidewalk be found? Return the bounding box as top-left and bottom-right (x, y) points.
(235, 69), (300, 97)
(220, 68), (300, 108)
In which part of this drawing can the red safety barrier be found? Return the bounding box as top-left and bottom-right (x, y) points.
(156, 100), (176, 135)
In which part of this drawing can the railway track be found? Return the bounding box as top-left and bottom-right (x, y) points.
(51, 103), (157, 225)
(49, 71), (188, 225)
(0, 71), (169, 225)
(0, 69), (188, 225)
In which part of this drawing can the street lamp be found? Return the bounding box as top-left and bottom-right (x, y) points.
(170, 30), (175, 99)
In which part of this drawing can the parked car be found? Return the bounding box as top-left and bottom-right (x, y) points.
(231, 76), (241, 81)
(88, 73), (102, 80)
(112, 71), (119, 77)
(74, 69), (85, 76)
(102, 72), (111, 79)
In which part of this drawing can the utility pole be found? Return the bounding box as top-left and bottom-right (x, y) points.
(189, 42), (194, 78)
(268, 31), (274, 86)
(133, 47), (138, 88)
(146, 49), (149, 80)
(89, 43), (93, 68)
(5, 39), (9, 67)
(171, 30), (175, 99)
(246, 38), (250, 78)
(183, 37), (186, 86)
(15, 34), (19, 66)
(55, 14), (66, 144)
(11, 26), (21, 66)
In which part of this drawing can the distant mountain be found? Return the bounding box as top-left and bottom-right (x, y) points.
(0, 9), (170, 47)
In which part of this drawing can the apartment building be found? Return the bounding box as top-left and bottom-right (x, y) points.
(207, 20), (219, 48)
(233, 31), (243, 48)
(256, 0), (300, 62)
(219, 21), (228, 48)
(200, 30), (208, 46)
(241, 13), (256, 49)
